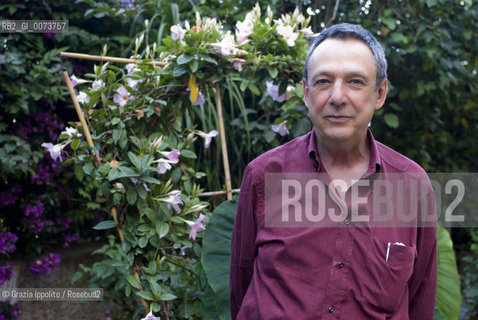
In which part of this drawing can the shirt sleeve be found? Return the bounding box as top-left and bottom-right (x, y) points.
(408, 182), (438, 319)
(230, 164), (258, 320)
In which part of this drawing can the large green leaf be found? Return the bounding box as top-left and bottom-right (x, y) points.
(435, 227), (462, 320)
(201, 198), (237, 320)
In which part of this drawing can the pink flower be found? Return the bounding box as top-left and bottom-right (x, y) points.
(161, 149), (180, 164)
(271, 120), (289, 136)
(185, 214), (206, 240)
(70, 74), (78, 87)
(113, 86), (133, 107)
(266, 81), (287, 102)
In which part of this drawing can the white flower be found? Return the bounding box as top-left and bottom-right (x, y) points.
(91, 79), (105, 91)
(140, 309), (161, 320)
(271, 120), (289, 136)
(41, 142), (67, 162)
(266, 81), (287, 102)
(212, 32), (238, 56)
(276, 25), (299, 47)
(60, 127), (82, 142)
(171, 24), (186, 42)
(113, 86), (133, 107)
(156, 159), (173, 174)
(196, 130), (219, 148)
(77, 91), (90, 104)
(233, 59), (246, 72)
(159, 190), (183, 214)
(125, 63), (140, 74)
(126, 77), (141, 90)
(301, 26), (314, 37)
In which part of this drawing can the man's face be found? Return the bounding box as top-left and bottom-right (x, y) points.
(303, 38), (387, 145)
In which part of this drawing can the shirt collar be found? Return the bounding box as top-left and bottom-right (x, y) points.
(307, 128), (382, 174)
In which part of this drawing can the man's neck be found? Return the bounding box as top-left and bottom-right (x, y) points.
(315, 129), (371, 189)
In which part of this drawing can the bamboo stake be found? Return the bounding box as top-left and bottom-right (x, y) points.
(215, 83), (233, 201)
(60, 52), (165, 66)
(62, 71), (97, 157)
(63, 70), (149, 314)
(198, 189), (240, 197)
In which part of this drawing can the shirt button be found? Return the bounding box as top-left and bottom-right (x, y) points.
(328, 306), (334, 313)
(344, 219), (351, 226)
(337, 262), (344, 269)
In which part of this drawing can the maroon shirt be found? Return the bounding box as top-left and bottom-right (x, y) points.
(230, 130), (437, 320)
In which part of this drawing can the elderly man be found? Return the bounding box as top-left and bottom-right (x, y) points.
(230, 23), (437, 319)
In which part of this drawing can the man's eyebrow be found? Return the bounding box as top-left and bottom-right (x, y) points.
(310, 71), (371, 81)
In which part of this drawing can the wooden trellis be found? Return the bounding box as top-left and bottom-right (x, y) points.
(60, 52), (239, 200)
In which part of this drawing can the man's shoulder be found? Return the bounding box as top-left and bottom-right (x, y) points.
(246, 133), (311, 174)
(376, 140), (427, 176)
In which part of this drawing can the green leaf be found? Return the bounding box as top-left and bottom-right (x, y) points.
(384, 113), (399, 128)
(83, 162), (94, 175)
(436, 227), (462, 320)
(74, 164), (84, 182)
(180, 149), (197, 159)
(93, 220), (117, 230)
(201, 198), (237, 319)
(71, 271), (83, 284)
(267, 67), (278, 79)
(382, 17), (396, 30)
(156, 222), (169, 239)
(138, 236), (148, 248)
(160, 293), (177, 301)
(177, 54), (194, 65)
(126, 186), (137, 204)
(136, 290), (155, 301)
(126, 275), (141, 289)
(128, 152), (142, 169)
(112, 128), (122, 143)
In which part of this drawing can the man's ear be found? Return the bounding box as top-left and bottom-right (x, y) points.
(302, 79), (309, 108)
(375, 78), (388, 111)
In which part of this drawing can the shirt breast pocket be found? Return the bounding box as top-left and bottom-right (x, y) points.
(361, 236), (416, 314)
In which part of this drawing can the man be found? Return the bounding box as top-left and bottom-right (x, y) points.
(230, 23), (437, 319)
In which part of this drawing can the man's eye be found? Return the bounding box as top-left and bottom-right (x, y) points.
(316, 79), (330, 85)
(350, 79), (364, 85)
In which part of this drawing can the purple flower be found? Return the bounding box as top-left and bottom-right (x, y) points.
(28, 253), (61, 277)
(25, 202), (45, 219)
(0, 264), (16, 285)
(63, 233), (80, 247)
(0, 186), (21, 208)
(161, 149), (180, 164)
(271, 120), (290, 136)
(0, 232), (18, 254)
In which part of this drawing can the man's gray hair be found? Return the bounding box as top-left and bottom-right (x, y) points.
(303, 23), (387, 90)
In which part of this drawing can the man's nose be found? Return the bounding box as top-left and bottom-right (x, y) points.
(329, 81), (347, 107)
